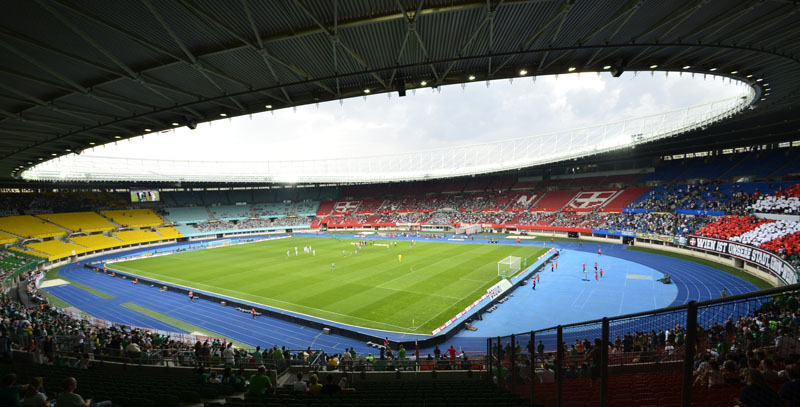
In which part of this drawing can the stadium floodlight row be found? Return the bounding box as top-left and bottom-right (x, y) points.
(20, 91), (752, 184)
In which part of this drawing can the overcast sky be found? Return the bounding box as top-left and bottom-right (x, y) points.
(83, 71), (746, 162)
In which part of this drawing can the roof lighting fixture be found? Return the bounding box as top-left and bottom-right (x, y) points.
(683, 65), (691, 70)
(649, 64), (658, 69)
(363, 89), (371, 94)
(760, 97), (766, 101)
(709, 67), (717, 71)
(567, 67), (576, 72)
(756, 78), (763, 82)
(763, 83), (769, 86)
(171, 122), (179, 126)
(265, 104), (272, 109)
(144, 128), (151, 132)
(603, 65), (611, 70)
(746, 74), (753, 78)
(38, 158), (43, 161)
(219, 113), (227, 117)
(765, 93), (770, 96)
(50, 153), (57, 156)
(468, 75), (476, 80)
(26, 162), (31, 164)
(764, 88), (770, 91)
(420, 80), (427, 86)
(114, 135), (121, 139)
(730, 70), (738, 74)
(65, 148), (71, 152)
(519, 69), (528, 76)
(89, 142), (95, 145)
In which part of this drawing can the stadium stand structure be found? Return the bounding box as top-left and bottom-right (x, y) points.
(69, 234), (123, 252)
(35, 212), (115, 233)
(101, 209), (164, 228)
(0, 215), (67, 239)
(114, 230), (164, 245)
(162, 206), (210, 224)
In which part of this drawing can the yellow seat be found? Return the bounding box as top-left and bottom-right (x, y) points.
(36, 212), (115, 233)
(70, 234), (123, 251)
(26, 240), (87, 261)
(155, 226), (183, 239)
(114, 229), (162, 244)
(100, 209), (164, 228)
(0, 215), (66, 239)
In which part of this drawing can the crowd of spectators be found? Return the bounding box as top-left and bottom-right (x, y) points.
(631, 183), (759, 214)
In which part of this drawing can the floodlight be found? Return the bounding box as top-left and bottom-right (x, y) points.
(568, 67), (576, 72)
(65, 148), (71, 152)
(468, 75), (476, 80)
(420, 80), (427, 86)
(602, 65), (611, 70)
(756, 78), (763, 82)
(709, 67), (717, 71)
(363, 89), (371, 94)
(746, 74), (753, 78)
(144, 128), (152, 132)
(519, 69), (528, 76)
(682, 65), (691, 69)
(649, 64), (658, 69)
(265, 104), (272, 109)
(730, 70), (738, 74)
(114, 135), (121, 139)
(219, 113), (227, 117)
(51, 153), (57, 156)
(171, 122), (179, 126)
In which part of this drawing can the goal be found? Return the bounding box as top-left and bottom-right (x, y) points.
(497, 256), (521, 278)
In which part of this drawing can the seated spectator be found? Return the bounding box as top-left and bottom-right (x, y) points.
(736, 369), (782, 407)
(22, 376), (48, 407)
(320, 374), (340, 395)
(308, 374), (322, 395)
(56, 377), (111, 407)
(246, 366), (273, 398)
(292, 372), (307, 393)
(0, 373), (27, 407)
(337, 376), (356, 392)
(780, 364), (800, 406)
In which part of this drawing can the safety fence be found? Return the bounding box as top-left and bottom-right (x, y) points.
(488, 283), (800, 406)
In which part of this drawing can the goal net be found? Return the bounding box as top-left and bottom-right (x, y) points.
(497, 256), (521, 278)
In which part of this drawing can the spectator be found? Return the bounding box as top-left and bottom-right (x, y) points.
(292, 373), (307, 393)
(736, 369), (782, 407)
(22, 376), (48, 407)
(780, 364), (800, 406)
(0, 373), (27, 407)
(246, 366), (273, 398)
(308, 374), (322, 395)
(320, 374), (340, 395)
(56, 377), (111, 407)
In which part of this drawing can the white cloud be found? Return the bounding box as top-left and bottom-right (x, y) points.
(83, 71), (745, 162)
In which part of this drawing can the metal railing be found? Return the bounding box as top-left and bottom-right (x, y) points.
(489, 283), (800, 407)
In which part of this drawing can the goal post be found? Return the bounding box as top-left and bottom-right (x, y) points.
(497, 256), (521, 278)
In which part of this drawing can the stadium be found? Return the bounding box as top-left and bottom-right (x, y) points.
(1, 1), (799, 407)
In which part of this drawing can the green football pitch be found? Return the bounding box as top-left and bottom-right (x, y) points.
(111, 237), (549, 334)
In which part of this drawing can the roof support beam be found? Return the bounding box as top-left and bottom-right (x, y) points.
(582, 0), (644, 68)
(241, 0), (293, 103)
(293, 0), (387, 89)
(142, 0), (246, 112)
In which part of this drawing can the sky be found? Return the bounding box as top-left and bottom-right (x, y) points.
(80, 71), (747, 162)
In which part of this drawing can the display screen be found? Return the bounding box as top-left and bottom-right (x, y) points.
(130, 189), (160, 202)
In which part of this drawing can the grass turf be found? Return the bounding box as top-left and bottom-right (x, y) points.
(111, 237), (547, 334)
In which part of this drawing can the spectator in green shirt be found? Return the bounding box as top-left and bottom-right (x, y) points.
(246, 366), (273, 397)
(398, 345), (406, 360)
(56, 377), (111, 407)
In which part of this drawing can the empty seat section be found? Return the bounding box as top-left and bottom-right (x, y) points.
(602, 187), (651, 211)
(36, 211), (115, 233)
(25, 240), (87, 260)
(253, 202), (293, 218)
(155, 226), (183, 239)
(0, 215), (66, 238)
(114, 229), (163, 244)
(69, 234), (122, 251)
(0, 231), (17, 245)
(532, 190), (579, 211)
(101, 209), (163, 228)
(294, 201), (320, 216)
(162, 207), (209, 224)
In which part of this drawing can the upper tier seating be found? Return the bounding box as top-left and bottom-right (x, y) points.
(114, 229), (163, 244)
(209, 204), (252, 220)
(532, 190), (578, 211)
(253, 202), (293, 218)
(100, 209), (164, 228)
(294, 201), (320, 216)
(726, 149), (796, 178)
(162, 207), (210, 224)
(0, 215), (67, 239)
(69, 234), (123, 252)
(36, 211), (115, 233)
(600, 187), (651, 211)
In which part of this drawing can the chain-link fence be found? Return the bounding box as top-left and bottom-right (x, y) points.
(490, 283), (800, 407)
